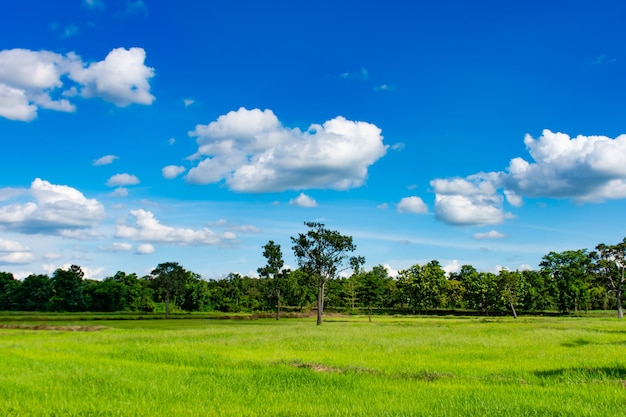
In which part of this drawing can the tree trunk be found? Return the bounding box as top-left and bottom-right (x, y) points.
(617, 289), (623, 319)
(317, 282), (325, 325)
(509, 301), (518, 319)
(276, 289), (281, 321)
(368, 306), (372, 323)
(165, 290), (170, 318)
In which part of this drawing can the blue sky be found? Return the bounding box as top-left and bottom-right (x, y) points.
(1, 0), (626, 279)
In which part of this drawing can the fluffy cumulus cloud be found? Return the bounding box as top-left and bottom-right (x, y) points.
(116, 209), (237, 245)
(430, 129), (626, 226)
(72, 47), (155, 107)
(0, 238), (34, 264)
(0, 47), (154, 121)
(431, 172), (511, 226)
(106, 173), (140, 187)
(186, 108), (388, 192)
(289, 193), (318, 207)
(396, 196), (428, 214)
(504, 130), (626, 202)
(0, 179), (105, 234)
(162, 165), (186, 179)
(136, 243), (155, 254)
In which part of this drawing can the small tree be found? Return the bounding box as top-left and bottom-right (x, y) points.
(150, 262), (187, 318)
(291, 222), (357, 325)
(593, 238), (626, 319)
(357, 265), (388, 322)
(258, 240), (289, 320)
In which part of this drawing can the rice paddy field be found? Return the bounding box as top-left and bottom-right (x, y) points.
(0, 314), (625, 416)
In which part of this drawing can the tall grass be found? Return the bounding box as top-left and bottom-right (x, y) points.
(1, 315), (625, 416)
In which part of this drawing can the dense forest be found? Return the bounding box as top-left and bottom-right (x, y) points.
(1, 230), (624, 319)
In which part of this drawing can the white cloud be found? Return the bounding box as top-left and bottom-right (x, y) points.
(168, 138), (176, 145)
(433, 194), (508, 226)
(106, 173), (139, 187)
(377, 203), (389, 210)
(110, 187), (129, 198)
(289, 193), (318, 207)
(116, 209), (237, 245)
(443, 260), (460, 276)
(186, 107), (387, 192)
(183, 98), (195, 107)
(397, 196), (428, 214)
(431, 172), (511, 226)
(0, 238), (34, 264)
(136, 243), (155, 254)
(162, 165), (186, 179)
(0, 49), (77, 121)
(93, 154), (119, 166)
(472, 230), (506, 240)
(71, 47), (155, 107)
(0, 179), (105, 234)
(383, 264), (399, 278)
(0, 47), (155, 121)
(429, 129), (626, 226)
(504, 130), (626, 202)
(0, 83), (37, 121)
(99, 242), (133, 252)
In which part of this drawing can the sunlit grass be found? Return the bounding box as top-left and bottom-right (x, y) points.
(1, 315), (625, 416)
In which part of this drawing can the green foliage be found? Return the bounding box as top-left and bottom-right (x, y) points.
(397, 260), (447, 313)
(540, 250), (595, 314)
(291, 221), (357, 324)
(49, 265), (85, 312)
(258, 240), (289, 319)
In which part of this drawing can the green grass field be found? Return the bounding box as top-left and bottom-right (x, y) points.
(1, 314), (625, 416)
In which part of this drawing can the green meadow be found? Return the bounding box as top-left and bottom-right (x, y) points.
(1, 315), (625, 416)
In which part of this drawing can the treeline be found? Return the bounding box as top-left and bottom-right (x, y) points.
(0, 237), (624, 318)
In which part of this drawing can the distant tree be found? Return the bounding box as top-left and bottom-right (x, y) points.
(291, 222), (357, 325)
(593, 238), (626, 319)
(456, 265), (498, 315)
(84, 278), (125, 312)
(282, 269), (317, 311)
(16, 274), (53, 311)
(258, 240), (289, 320)
(357, 264), (389, 322)
(443, 278), (465, 309)
(497, 269), (528, 318)
(0, 272), (20, 311)
(519, 269), (553, 312)
(179, 272), (211, 312)
(397, 261), (446, 314)
(150, 262), (187, 318)
(50, 265), (85, 312)
(540, 250), (594, 314)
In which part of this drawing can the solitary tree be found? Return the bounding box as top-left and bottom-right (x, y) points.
(150, 262), (187, 318)
(593, 238), (626, 319)
(258, 240), (289, 320)
(291, 222), (357, 325)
